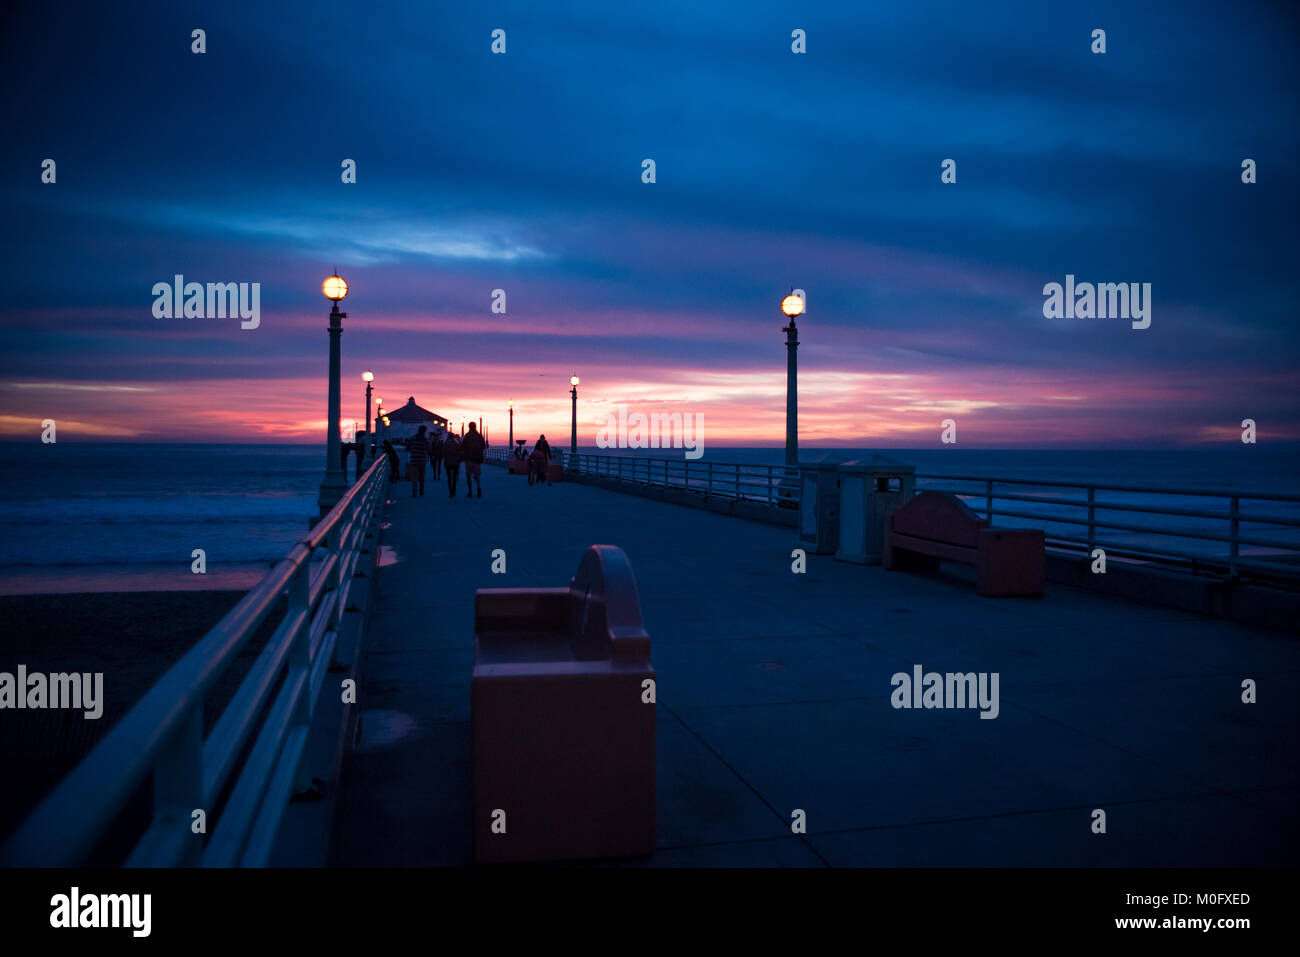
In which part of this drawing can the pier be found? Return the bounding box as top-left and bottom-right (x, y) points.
(329, 460), (1298, 866)
(4, 455), (1298, 867)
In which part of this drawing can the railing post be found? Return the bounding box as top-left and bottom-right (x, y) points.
(734, 465), (740, 500)
(1229, 495), (1240, 579)
(325, 524), (340, 633)
(289, 558), (314, 792)
(1087, 486), (1096, 553)
(707, 461), (713, 496)
(150, 704), (203, 866)
(362, 469), (376, 554)
(985, 479), (993, 522)
(325, 515), (345, 667)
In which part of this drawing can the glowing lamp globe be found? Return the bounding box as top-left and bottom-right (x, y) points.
(362, 370), (374, 382)
(570, 375), (580, 386)
(323, 275), (349, 301)
(781, 293), (805, 318)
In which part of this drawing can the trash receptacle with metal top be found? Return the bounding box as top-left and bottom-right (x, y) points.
(836, 455), (916, 564)
(797, 456), (845, 554)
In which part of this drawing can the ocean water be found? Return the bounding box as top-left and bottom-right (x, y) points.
(580, 445), (1294, 487)
(0, 443), (329, 593)
(0, 443), (1296, 592)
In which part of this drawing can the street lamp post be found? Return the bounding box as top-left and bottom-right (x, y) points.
(362, 371), (374, 460)
(569, 375), (580, 456)
(317, 273), (351, 520)
(508, 399), (514, 450)
(781, 292), (804, 469)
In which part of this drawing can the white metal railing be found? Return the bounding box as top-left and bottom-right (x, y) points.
(0, 457), (390, 867)
(550, 453), (1300, 586)
(914, 472), (1300, 584)
(562, 452), (797, 507)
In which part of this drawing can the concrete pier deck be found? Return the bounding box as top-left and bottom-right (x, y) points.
(330, 467), (1300, 867)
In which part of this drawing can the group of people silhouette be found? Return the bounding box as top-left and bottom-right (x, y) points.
(382, 422), (484, 499)
(378, 426), (554, 498)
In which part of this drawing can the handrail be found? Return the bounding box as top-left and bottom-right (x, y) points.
(0, 456), (390, 867)
(562, 452), (798, 507)
(914, 472), (1300, 584)
(555, 452), (1300, 585)
(911, 472), (1300, 502)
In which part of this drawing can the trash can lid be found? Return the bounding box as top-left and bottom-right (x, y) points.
(837, 454), (917, 476)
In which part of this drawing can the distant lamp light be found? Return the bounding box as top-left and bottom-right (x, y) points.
(323, 274), (349, 301)
(570, 375), (580, 386)
(382, 416), (390, 426)
(362, 370), (374, 382)
(508, 399), (514, 408)
(781, 293), (804, 318)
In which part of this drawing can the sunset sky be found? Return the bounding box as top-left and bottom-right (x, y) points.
(2, 0), (1297, 447)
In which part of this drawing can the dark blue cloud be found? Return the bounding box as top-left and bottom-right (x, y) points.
(1, 0), (1297, 431)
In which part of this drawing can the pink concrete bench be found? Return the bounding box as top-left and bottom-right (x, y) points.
(884, 491), (1045, 596)
(472, 545), (655, 862)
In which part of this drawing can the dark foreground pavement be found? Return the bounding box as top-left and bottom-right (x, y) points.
(329, 466), (1300, 867)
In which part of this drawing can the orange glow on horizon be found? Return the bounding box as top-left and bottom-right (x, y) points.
(3, 363), (1294, 447)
